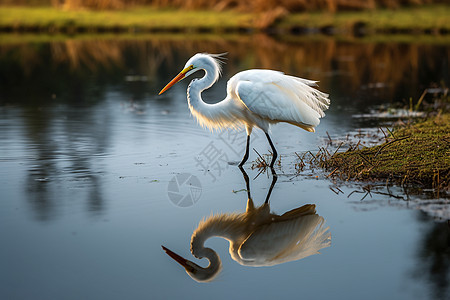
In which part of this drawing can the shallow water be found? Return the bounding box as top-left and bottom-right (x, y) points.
(0, 35), (449, 300)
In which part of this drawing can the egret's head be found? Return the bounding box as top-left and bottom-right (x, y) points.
(158, 53), (225, 95)
(161, 245), (222, 282)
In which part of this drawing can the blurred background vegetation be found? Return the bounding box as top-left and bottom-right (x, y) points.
(0, 0), (447, 11)
(1, 0), (448, 32)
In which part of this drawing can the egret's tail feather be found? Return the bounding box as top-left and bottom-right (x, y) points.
(287, 121), (316, 132)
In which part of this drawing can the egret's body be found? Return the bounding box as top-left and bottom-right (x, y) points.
(159, 53), (330, 167)
(162, 170), (331, 282)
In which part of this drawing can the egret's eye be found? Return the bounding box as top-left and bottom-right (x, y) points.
(188, 65), (194, 70)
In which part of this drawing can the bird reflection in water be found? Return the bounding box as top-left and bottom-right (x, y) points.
(162, 168), (331, 282)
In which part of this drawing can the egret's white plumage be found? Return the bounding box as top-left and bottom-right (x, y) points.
(159, 53), (330, 167)
(231, 69), (329, 132)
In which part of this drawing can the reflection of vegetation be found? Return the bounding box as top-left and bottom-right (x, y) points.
(20, 100), (110, 221)
(0, 35), (448, 106)
(0, 41), (125, 105)
(414, 215), (450, 300)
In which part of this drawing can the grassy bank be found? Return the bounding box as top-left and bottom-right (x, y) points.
(0, 5), (449, 34)
(0, 6), (253, 33)
(280, 5), (450, 34)
(321, 113), (449, 194)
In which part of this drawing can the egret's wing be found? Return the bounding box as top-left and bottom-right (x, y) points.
(234, 70), (330, 131)
(279, 203), (316, 219)
(237, 214), (331, 266)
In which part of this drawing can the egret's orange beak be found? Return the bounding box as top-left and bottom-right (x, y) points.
(161, 245), (190, 269)
(158, 67), (190, 95)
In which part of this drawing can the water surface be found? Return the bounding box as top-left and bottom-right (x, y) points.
(0, 34), (449, 300)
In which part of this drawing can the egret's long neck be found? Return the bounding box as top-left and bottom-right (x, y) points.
(187, 64), (238, 131)
(188, 214), (244, 279)
(191, 214), (243, 251)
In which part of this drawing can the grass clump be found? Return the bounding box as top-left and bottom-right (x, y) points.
(321, 113), (450, 194)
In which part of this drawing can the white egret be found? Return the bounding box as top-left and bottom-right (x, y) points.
(162, 170), (331, 282)
(159, 53), (330, 167)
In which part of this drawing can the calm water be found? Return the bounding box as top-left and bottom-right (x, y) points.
(0, 35), (449, 300)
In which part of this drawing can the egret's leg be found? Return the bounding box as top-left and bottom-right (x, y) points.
(265, 170), (278, 204)
(238, 166), (251, 200)
(238, 135), (250, 167)
(265, 132), (277, 168)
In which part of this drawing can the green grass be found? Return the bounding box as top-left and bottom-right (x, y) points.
(280, 5), (450, 32)
(0, 6), (253, 31)
(322, 113), (450, 193)
(0, 5), (449, 33)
